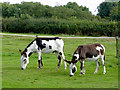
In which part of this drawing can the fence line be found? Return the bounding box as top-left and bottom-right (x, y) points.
(116, 36), (120, 58)
(0, 33), (115, 39)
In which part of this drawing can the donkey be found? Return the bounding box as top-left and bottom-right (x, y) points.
(65, 43), (106, 76)
(19, 36), (67, 70)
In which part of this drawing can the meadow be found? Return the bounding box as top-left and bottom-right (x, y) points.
(2, 34), (118, 88)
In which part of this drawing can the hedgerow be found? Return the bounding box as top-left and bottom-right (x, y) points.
(2, 17), (118, 36)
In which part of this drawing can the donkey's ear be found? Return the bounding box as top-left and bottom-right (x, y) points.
(19, 49), (23, 55)
(64, 60), (71, 64)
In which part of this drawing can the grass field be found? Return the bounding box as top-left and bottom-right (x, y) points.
(2, 34), (118, 88)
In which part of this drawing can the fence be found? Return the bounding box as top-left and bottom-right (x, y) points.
(116, 36), (120, 58)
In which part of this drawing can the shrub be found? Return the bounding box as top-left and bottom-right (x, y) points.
(2, 17), (118, 36)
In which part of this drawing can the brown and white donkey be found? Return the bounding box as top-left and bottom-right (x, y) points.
(65, 43), (106, 76)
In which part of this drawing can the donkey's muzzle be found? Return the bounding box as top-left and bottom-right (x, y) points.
(69, 75), (73, 77)
(21, 68), (24, 70)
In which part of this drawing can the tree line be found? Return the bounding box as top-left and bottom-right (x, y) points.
(1, 2), (120, 36)
(2, 2), (94, 20)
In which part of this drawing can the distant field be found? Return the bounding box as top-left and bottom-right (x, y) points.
(2, 34), (118, 88)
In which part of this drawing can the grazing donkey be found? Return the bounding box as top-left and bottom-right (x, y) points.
(19, 36), (66, 70)
(65, 43), (106, 76)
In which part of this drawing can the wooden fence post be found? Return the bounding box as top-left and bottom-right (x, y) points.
(116, 36), (119, 58)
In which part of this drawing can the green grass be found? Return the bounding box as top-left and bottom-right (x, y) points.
(2, 35), (118, 88)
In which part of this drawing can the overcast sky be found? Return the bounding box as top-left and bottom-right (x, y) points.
(1, 0), (105, 15)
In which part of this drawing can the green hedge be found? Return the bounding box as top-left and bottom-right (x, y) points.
(2, 17), (118, 36)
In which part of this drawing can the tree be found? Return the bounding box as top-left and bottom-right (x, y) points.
(65, 2), (79, 9)
(2, 2), (22, 18)
(109, 6), (118, 21)
(65, 2), (93, 20)
(2, 2), (11, 18)
(97, 2), (118, 18)
(51, 6), (75, 19)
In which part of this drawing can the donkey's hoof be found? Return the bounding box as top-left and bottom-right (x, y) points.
(80, 74), (82, 76)
(64, 68), (67, 70)
(56, 66), (60, 70)
(94, 72), (97, 74)
(37, 67), (41, 69)
(83, 73), (85, 75)
(103, 72), (106, 74)
(80, 72), (83, 75)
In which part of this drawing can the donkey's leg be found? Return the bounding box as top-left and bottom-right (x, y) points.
(82, 61), (85, 75)
(55, 52), (61, 69)
(94, 60), (100, 74)
(80, 60), (85, 75)
(58, 50), (67, 70)
(101, 55), (106, 74)
(41, 57), (43, 67)
(38, 50), (42, 69)
(60, 52), (67, 70)
(38, 57), (43, 68)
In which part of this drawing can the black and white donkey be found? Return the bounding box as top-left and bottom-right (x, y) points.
(19, 36), (67, 70)
(65, 43), (106, 76)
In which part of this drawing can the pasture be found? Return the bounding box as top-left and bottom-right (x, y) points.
(2, 34), (118, 88)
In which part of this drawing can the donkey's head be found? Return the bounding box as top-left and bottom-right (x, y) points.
(19, 49), (29, 70)
(64, 59), (77, 76)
